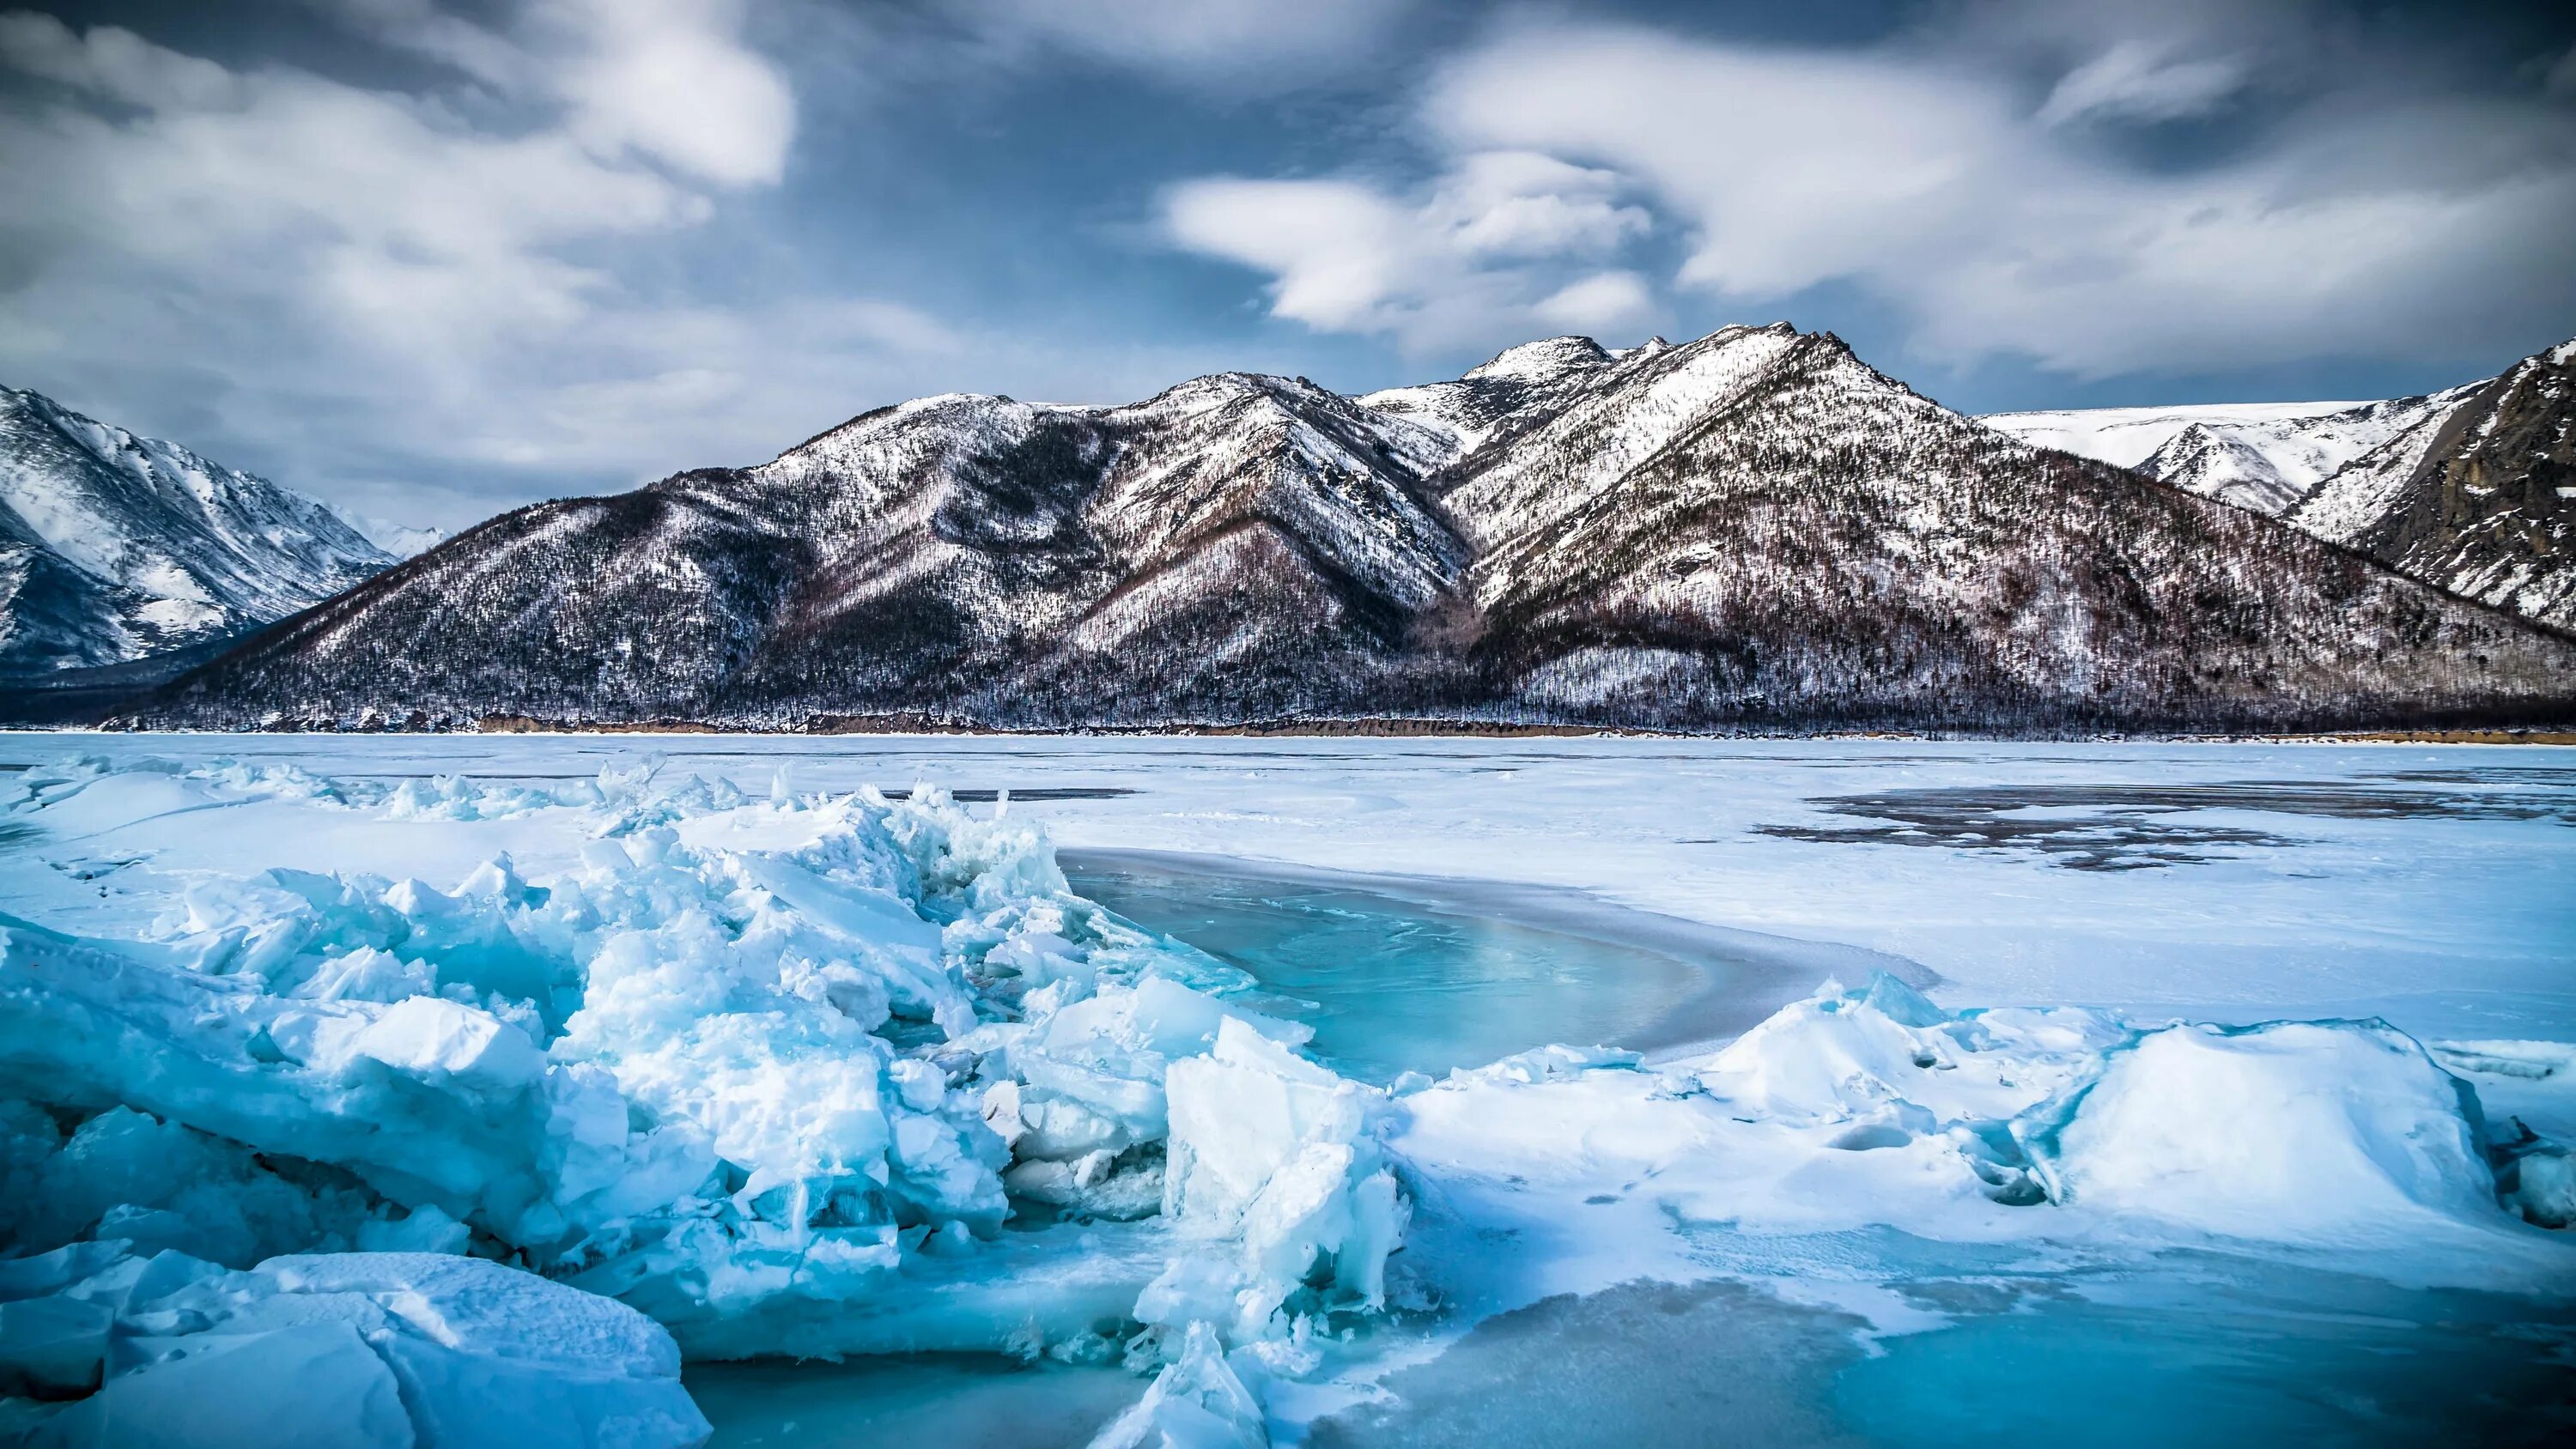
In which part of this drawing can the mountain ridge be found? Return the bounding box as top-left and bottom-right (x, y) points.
(115, 325), (2576, 733)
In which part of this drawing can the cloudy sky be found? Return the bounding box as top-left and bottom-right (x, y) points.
(4, 0), (2573, 530)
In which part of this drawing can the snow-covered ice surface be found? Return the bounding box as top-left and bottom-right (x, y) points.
(2, 734), (2571, 1446)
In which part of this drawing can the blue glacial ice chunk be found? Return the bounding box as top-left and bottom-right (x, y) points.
(1, 757), (1413, 1389)
(1152, 1019), (1404, 1345)
(1088, 1321), (1268, 1449)
(23, 1248), (708, 1449)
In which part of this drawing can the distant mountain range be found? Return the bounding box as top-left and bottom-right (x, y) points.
(1983, 337), (2575, 632)
(111, 324), (2576, 735)
(0, 385), (440, 682)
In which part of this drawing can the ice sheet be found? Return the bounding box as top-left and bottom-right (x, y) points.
(10, 734), (2563, 1040)
(2, 734), (2570, 1443)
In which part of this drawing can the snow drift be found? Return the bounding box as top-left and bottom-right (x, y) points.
(1395, 974), (2562, 1278)
(2026, 1020), (2501, 1239)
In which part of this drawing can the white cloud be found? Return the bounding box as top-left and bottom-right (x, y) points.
(1157, 4), (2573, 379)
(957, 0), (1415, 88)
(1431, 151), (1650, 258)
(1406, 17), (2576, 378)
(1534, 270), (1655, 334)
(1165, 179), (1413, 334)
(549, 0), (795, 185)
(0, 4), (873, 527)
(1, 12), (698, 356)
(2035, 41), (2249, 128)
(301, 0), (539, 92)
(0, 11), (240, 106)
(305, 0), (793, 185)
(1162, 153), (1657, 355)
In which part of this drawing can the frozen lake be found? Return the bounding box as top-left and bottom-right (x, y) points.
(10, 731), (2570, 1041)
(3, 732), (2571, 1445)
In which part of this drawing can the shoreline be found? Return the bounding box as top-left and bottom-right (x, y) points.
(22, 712), (2576, 744)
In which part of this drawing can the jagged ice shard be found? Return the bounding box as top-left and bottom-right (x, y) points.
(0, 759), (1405, 1446)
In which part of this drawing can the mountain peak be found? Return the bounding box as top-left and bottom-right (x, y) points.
(1463, 336), (1613, 385)
(1, 385), (406, 672)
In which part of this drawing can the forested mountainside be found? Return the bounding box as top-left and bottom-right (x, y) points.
(0, 385), (397, 673)
(125, 325), (2576, 734)
(1984, 338), (2575, 632)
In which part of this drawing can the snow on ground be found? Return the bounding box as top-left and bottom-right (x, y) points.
(1, 734), (2570, 1443)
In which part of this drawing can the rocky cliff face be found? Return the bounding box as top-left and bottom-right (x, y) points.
(128, 326), (2576, 733)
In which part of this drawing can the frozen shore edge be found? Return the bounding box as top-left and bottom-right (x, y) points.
(1060, 846), (1941, 1058)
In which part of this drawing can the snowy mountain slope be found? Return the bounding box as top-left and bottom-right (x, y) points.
(334, 510), (446, 559)
(2129, 422), (2324, 515)
(1981, 342), (2573, 632)
(141, 372), (1471, 726)
(1426, 325), (1811, 553)
(728, 373), (1464, 712)
(127, 329), (2576, 732)
(1979, 402), (2362, 472)
(1978, 397), (2468, 515)
(1446, 330), (2575, 728)
(2136, 391), (2474, 515)
(0, 386), (401, 671)
(1358, 335), (1649, 459)
(2290, 340), (2576, 631)
(0, 500), (153, 675)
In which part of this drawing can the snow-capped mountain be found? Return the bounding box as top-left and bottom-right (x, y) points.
(2287, 341), (2575, 631)
(333, 511), (446, 560)
(1982, 339), (2573, 631)
(1433, 326), (2571, 727)
(131, 327), (2576, 732)
(1360, 334), (1667, 458)
(0, 386), (404, 672)
(1980, 401), (2366, 512)
(1982, 395), (2475, 516)
(137, 372), (1468, 726)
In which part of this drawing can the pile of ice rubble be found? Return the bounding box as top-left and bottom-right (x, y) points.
(0, 757), (2567, 1448)
(2, 759), (1400, 1446)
